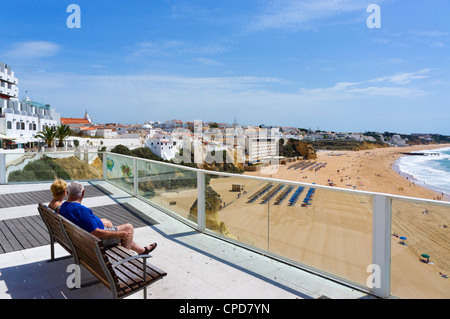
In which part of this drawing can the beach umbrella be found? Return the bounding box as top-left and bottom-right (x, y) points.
(421, 254), (430, 259)
(400, 236), (407, 240)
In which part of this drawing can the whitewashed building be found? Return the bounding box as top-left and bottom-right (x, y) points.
(0, 62), (60, 148)
(144, 133), (182, 160)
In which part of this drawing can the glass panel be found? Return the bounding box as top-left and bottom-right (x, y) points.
(6, 151), (104, 183)
(136, 159), (197, 222)
(205, 174), (270, 251)
(268, 184), (373, 287)
(391, 198), (450, 299)
(205, 174), (373, 287)
(104, 152), (135, 194)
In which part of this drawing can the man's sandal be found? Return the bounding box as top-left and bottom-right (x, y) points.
(143, 243), (157, 254)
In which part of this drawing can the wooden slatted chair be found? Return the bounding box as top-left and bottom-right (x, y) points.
(38, 202), (77, 263)
(38, 202), (167, 299)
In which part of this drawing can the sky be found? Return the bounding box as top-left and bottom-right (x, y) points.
(1, 0), (450, 134)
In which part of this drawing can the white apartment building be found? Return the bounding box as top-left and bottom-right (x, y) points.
(144, 133), (182, 160)
(243, 128), (279, 164)
(96, 128), (119, 138)
(245, 136), (278, 163)
(390, 134), (408, 146)
(0, 62), (60, 148)
(0, 63), (19, 99)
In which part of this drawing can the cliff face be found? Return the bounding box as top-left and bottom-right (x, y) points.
(53, 156), (103, 180)
(188, 186), (236, 239)
(293, 141), (318, 160)
(309, 140), (388, 151)
(357, 141), (389, 150)
(200, 149), (244, 172)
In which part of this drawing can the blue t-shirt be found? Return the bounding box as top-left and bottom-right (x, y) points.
(59, 201), (104, 233)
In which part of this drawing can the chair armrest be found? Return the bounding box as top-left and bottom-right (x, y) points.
(111, 254), (152, 268)
(111, 254), (154, 285)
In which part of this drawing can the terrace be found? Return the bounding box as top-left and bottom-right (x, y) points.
(0, 150), (449, 299)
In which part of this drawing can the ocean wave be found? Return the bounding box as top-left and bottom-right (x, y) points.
(397, 147), (450, 195)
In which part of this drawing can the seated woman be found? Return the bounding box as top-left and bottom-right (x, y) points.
(49, 179), (67, 212)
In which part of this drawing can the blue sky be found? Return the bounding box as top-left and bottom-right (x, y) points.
(1, 0), (450, 134)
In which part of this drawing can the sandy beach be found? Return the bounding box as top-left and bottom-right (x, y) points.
(244, 144), (450, 200)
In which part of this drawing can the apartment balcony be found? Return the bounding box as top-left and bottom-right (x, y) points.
(0, 73), (18, 86)
(0, 151), (448, 300)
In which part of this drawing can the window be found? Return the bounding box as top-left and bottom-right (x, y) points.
(7, 121), (11, 129)
(21, 122), (25, 130)
(33, 123), (36, 130)
(16, 122), (20, 129)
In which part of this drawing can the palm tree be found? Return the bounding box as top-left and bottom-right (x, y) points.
(35, 126), (57, 148)
(55, 124), (72, 147)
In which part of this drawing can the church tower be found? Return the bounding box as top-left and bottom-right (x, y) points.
(84, 110), (92, 124)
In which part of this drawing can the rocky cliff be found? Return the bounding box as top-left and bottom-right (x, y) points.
(54, 156), (103, 180)
(293, 141), (318, 160)
(188, 186), (236, 239)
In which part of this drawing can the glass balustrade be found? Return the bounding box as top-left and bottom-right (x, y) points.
(204, 172), (374, 288)
(390, 197), (450, 299)
(4, 151), (104, 183)
(135, 158), (197, 222)
(269, 184), (373, 287)
(205, 173), (271, 251)
(104, 152), (135, 194)
(5, 149), (448, 298)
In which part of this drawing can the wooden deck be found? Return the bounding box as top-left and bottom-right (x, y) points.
(0, 185), (158, 254)
(0, 185), (112, 208)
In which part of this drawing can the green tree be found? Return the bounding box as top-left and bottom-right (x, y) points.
(35, 126), (57, 147)
(56, 124), (72, 147)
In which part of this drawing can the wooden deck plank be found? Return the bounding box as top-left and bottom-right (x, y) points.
(6, 219), (33, 250)
(16, 217), (49, 247)
(0, 220), (24, 251)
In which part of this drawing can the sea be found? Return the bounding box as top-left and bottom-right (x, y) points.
(395, 146), (450, 199)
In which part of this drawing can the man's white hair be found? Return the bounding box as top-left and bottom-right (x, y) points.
(67, 181), (84, 198)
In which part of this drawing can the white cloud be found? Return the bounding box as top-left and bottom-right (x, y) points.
(247, 0), (380, 32)
(416, 31), (447, 37)
(132, 39), (227, 57)
(195, 58), (223, 66)
(3, 41), (60, 60)
(299, 69), (432, 98)
(370, 69), (432, 85)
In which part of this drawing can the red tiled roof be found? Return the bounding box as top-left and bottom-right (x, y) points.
(61, 118), (91, 125)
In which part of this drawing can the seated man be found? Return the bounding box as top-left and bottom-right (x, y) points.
(59, 181), (157, 254)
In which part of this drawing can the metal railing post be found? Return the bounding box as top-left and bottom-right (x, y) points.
(102, 152), (107, 182)
(197, 171), (205, 232)
(0, 154), (6, 184)
(372, 194), (392, 298)
(133, 157), (138, 197)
